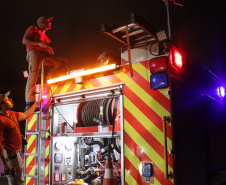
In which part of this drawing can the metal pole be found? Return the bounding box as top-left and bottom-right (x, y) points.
(165, 0), (172, 41)
(38, 58), (45, 184)
(125, 25), (134, 77)
(163, 116), (169, 179)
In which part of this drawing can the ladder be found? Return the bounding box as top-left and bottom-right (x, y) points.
(24, 58), (51, 185)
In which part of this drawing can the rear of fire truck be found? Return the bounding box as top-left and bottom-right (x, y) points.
(24, 13), (226, 185)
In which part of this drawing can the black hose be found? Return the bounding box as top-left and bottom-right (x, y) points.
(84, 137), (104, 149)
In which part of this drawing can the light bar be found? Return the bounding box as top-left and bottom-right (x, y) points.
(47, 64), (116, 84)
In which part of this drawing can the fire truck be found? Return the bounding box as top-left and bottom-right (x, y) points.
(23, 12), (226, 185)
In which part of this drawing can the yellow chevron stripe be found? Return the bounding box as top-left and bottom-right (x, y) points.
(113, 70), (124, 82)
(125, 144), (161, 185)
(27, 135), (36, 154)
(28, 165), (35, 175)
(83, 79), (95, 89)
(94, 74), (113, 85)
(26, 149), (36, 173)
(45, 144), (49, 157)
(133, 62), (150, 82)
(59, 80), (73, 94)
(132, 63), (170, 99)
(125, 144), (140, 168)
(26, 177), (32, 185)
(45, 163), (49, 179)
(125, 169), (139, 185)
(28, 114), (37, 130)
(51, 84), (60, 95)
(125, 96), (169, 146)
(125, 120), (173, 177)
(125, 74), (170, 118)
(73, 84), (83, 91)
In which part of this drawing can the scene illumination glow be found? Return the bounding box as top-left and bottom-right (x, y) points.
(47, 64), (116, 84)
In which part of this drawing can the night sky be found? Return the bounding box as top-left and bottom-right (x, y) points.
(0, 0), (225, 112)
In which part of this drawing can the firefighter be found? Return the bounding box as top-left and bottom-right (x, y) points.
(0, 91), (42, 185)
(22, 16), (68, 110)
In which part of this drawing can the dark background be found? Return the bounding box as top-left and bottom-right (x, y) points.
(0, 0), (225, 111)
(0, 1), (226, 184)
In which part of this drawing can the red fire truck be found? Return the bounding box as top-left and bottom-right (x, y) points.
(23, 12), (226, 185)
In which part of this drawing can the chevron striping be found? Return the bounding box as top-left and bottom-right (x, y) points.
(104, 71), (124, 84)
(137, 61), (170, 99)
(26, 177), (34, 185)
(125, 133), (174, 184)
(94, 74), (113, 85)
(133, 61), (151, 82)
(125, 168), (139, 185)
(124, 97), (167, 145)
(26, 156), (35, 174)
(27, 136), (36, 154)
(125, 74), (170, 117)
(82, 79), (95, 89)
(26, 153), (35, 168)
(125, 66), (170, 112)
(113, 70), (125, 82)
(125, 120), (173, 174)
(59, 80), (73, 94)
(124, 108), (164, 158)
(45, 162), (49, 179)
(125, 145), (162, 185)
(27, 114), (37, 130)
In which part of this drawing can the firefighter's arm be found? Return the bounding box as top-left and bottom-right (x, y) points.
(18, 99), (42, 121)
(22, 27), (52, 52)
(22, 27), (41, 46)
(0, 135), (11, 171)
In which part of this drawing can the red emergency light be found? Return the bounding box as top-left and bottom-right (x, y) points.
(169, 46), (182, 69)
(149, 57), (167, 73)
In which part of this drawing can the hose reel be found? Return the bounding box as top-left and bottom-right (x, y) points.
(77, 97), (120, 127)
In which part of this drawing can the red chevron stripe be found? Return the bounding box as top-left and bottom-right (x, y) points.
(66, 82), (77, 92)
(125, 157), (142, 184)
(88, 77), (104, 87)
(27, 138), (36, 153)
(124, 65), (170, 112)
(103, 72), (122, 84)
(52, 82), (66, 95)
(26, 156), (35, 175)
(124, 85), (172, 140)
(27, 178), (35, 185)
(124, 108), (164, 159)
(125, 132), (174, 185)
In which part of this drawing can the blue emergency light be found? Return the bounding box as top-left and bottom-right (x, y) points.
(217, 86), (225, 98)
(150, 72), (168, 90)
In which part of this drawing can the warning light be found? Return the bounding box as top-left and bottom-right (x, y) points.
(170, 46), (182, 69)
(150, 73), (168, 90)
(149, 57), (167, 73)
(217, 86), (225, 98)
(47, 64), (116, 84)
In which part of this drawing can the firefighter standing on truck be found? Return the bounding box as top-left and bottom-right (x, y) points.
(22, 16), (68, 111)
(0, 91), (42, 185)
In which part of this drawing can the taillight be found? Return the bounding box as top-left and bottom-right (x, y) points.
(170, 46), (182, 69)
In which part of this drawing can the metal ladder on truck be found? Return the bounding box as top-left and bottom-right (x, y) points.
(24, 58), (50, 185)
